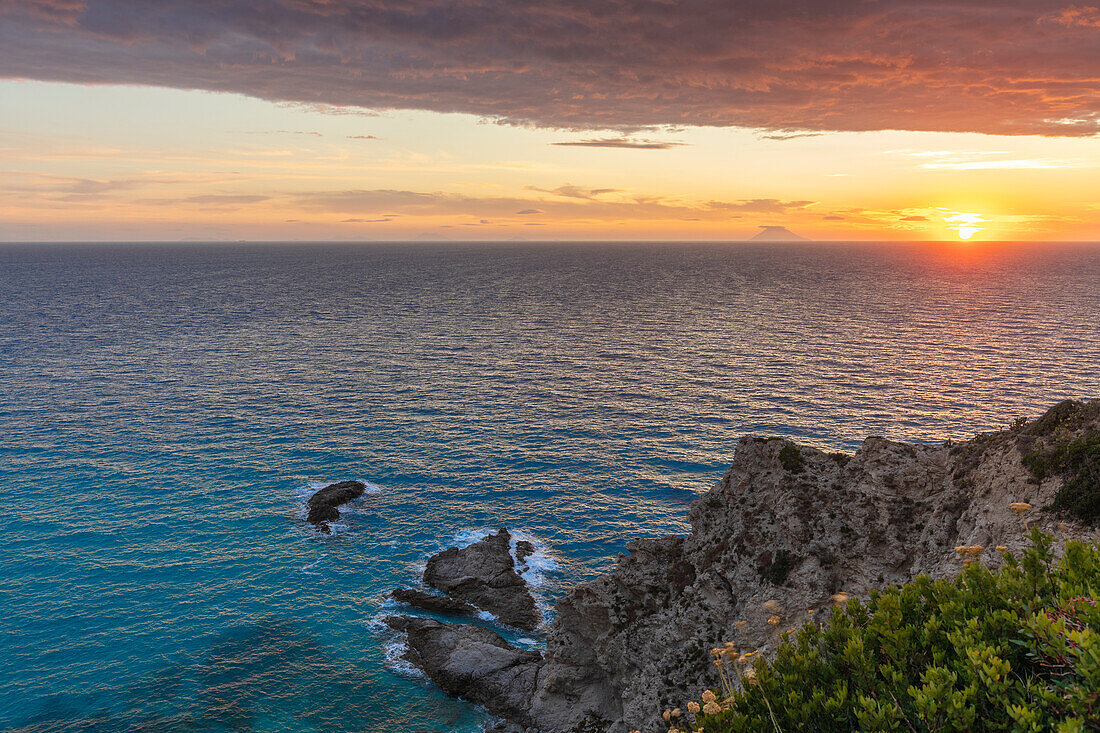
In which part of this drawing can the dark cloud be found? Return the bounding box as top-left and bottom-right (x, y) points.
(185, 194), (270, 205)
(552, 138), (685, 149)
(705, 198), (815, 213)
(525, 184), (620, 199)
(347, 134), (380, 140)
(823, 215), (845, 220)
(3, 1), (1099, 135)
(759, 132), (824, 141)
(293, 187), (817, 222)
(341, 217), (392, 222)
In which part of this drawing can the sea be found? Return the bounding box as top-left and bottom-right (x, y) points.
(1, 241), (1098, 732)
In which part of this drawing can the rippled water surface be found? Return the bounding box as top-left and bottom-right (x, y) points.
(1, 242), (1098, 731)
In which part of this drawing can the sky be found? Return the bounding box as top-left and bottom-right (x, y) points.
(1, 0), (1099, 242)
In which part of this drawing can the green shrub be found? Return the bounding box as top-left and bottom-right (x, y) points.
(1023, 434), (1100, 525)
(778, 445), (805, 474)
(689, 531), (1099, 732)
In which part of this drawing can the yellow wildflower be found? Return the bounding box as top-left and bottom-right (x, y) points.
(702, 702), (721, 715)
(687, 701), (700, 714)
(831, 592), (849, 605)
(1010, 502), (1032, 514)
(735, 620), (747, 629)
(996, 545), (1007, 552)
(742, 667), (759, 685)
(701, 689), (717, 703)
(671, 708), (681, 718)
(663, 710), (671, 722)
(767, 615), (781, 626)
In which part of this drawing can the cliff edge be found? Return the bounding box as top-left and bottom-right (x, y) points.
(409, 400), (1100, 732)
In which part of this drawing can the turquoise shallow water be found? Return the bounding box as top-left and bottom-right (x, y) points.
(1, 241), (1098, 732)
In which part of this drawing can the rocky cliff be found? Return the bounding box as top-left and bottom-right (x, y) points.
(401, 400), (1100, 733)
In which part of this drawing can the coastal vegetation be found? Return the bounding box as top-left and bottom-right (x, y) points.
(671, 529), (1098, 733)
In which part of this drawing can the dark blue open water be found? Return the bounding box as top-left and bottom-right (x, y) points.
(1, 242), (1098, 732)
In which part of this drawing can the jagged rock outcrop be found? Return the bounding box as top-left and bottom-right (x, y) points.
(520, 400), (1100, 732)
(384, 616), (543, 727)
(516, 540), (536, 567)
(423, 528), (540, 630)
(390, 588), (478, 617)
(393, 401), (1098, 731)
(305, 480), (367, 532)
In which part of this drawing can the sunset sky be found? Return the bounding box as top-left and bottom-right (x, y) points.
(2, 1), (1099, 242)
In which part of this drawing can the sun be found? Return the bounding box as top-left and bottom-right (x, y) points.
(943, 212), (987, 240)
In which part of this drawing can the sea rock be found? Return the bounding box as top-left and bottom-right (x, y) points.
(504, 400), (1100, 732)
(390, 588), (478, 617)
(385, 615), (542, 727)
(515, 540), (536, 567)
(306, 480), (366, 531)
(423, 528), (540, 630)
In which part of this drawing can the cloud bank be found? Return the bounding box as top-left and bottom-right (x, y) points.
(2, 1), (1099, 135)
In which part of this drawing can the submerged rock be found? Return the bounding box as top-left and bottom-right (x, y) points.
(423, 528), (540, 630)
(390, 588), (478, 617)
(384, 615), (542, 727)
(305, 480), (366, 531)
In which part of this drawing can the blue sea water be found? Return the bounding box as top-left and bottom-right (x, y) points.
(1, 241), (1098, 732)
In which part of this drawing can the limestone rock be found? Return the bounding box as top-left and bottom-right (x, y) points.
(390, 588), (478, 617)
(385, 615), (542, 727)
(524, 400), (1100, 732)
(423, 528), (540, 630)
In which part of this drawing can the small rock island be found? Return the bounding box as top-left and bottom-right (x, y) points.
(305, 480), (367, 533)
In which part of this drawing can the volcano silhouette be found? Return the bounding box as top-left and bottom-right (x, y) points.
(750, 226), (808, 241)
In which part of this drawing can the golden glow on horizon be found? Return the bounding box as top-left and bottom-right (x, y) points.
(943, 212), (988, 240)
(1, 82), (1099, 242)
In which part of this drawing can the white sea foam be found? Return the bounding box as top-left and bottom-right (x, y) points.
(366, 613), (429, 680)
(424, 527), (562, 627)
(298, 553), (328, 575)
(508, 530), (560, 589)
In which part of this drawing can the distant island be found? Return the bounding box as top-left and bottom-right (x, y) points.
(750, 225), (808, 241)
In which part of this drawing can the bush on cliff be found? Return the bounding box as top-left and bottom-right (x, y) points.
(683, 531), (1098, 733)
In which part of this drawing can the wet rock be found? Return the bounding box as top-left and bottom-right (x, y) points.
(390, 588), (478, 617)
(384, 616), (543, 728)
(423, 528), (540, 630)
(305, 480), (366, 530)
(515, 540), (536, 567)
